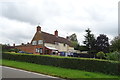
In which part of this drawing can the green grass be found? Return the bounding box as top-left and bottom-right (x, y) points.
(1, 59), (120, 79)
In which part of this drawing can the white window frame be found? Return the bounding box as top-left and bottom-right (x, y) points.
(38, 40), (43, 44)
(32, 41), (37, 45)
(36, 48), (43, 53)
(39, 48), (43, 53)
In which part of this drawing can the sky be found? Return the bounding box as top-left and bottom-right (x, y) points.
(0, 0), (119, 45)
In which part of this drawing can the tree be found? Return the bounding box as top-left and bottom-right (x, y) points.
(83, 28), (96, 54)
(79, 45), (88, 51)
(67, 33), (78, 42)
(106, 51), (120, 61)
(67, 33), (79, 50)
(96, 51), (105, 59)
(96, 34), (109, 53)
(111, 35), (120, 52)
(71, 41), (79, 50)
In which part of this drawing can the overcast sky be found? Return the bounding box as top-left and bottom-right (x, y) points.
(0, 0), (119, 45)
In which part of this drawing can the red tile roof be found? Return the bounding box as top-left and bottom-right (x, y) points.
(41, 31), (72, 47)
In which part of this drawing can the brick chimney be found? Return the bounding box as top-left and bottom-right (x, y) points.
(13, 43), (15, 47)
(37, 26), (41, 32)
(54, 30), (58, 36)
(21, 43), (24, 45)
(66, 36), (69, 39)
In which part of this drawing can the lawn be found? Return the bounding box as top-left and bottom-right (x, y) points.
(1, 59), (120, 79)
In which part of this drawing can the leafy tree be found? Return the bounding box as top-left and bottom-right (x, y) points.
(96, 34), (109, 53)
(96, 51), (105, 59)
(67, 33), (79, 50)
(75, 44), (80, 50)
(67, 33), (78, 42)
(79, 45), (88, 51)
(106, 51), (120, 61)
(111, 35), (120, 52)
(71, 41), (79, 50)
(83, 28), (96, 54)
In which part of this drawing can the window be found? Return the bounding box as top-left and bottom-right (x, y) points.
(32, 41), (37, 45)
(38, 40), (43, 44)
(39, 48), (43, 53)
(36, 48), (43, 53)
(36, 48), (39, 52)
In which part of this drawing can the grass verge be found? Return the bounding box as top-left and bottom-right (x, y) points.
(1, 59), (120, 79)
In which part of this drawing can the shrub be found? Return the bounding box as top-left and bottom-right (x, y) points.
(96, 51), (105, 59)
(8, 48), (20, 53)
(2, 52), (120, 75)
(106, 51), (120, 61)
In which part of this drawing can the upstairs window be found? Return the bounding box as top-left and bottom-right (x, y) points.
(32, 41), (37, 45)
(38, 40), (43, 44)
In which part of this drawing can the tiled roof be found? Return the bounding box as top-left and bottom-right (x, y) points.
(41, 31), (72, 47)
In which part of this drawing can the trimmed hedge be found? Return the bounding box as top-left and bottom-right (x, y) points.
(2, 52), (120, 75)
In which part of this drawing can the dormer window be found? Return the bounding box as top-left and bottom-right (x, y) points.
(32, 41), (37, 45)
(38, 40), (43, 44)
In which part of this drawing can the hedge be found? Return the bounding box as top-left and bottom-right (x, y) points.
(2, 52), (120, 75)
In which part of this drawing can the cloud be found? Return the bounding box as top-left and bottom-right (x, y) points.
(0, 16), (35, 44)
(0, 2), (43, 25)
(0, 0), (119, 45)
(0, 0), (62, 25)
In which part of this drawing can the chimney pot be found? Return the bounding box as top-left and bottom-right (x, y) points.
(37, 26), (41, 32)
(13, 43), (15, 47)
(27, 42), (29, 44)
(54, 30), (58, 36)
(21, 43), (24, 45)
(66, 36), (69, 39)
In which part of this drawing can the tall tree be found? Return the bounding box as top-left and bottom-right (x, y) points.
(83, 28), (96, 54)
(96, 34), (109, 53)
(111, 35), (120, 52)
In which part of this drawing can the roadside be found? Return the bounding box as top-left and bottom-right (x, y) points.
(2, 66), (62, 80)
(1, 59), (120, 80)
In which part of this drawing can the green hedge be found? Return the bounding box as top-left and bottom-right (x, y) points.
(2, 52), (120, 75)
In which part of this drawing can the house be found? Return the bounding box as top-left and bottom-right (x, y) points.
(15, 26), (74, 54)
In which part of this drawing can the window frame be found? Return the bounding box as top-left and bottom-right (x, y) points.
(32, 41), (37, 45)
(38, 40), (43, 45)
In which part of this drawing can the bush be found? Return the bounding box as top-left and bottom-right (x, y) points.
(2, 52), (120, 75)
(106, 51), (120, 61)
(8, 48), (20, 53)
(96, 51), (105, 59)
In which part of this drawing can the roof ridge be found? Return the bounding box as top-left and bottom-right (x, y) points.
(41, 31), (67, 40)
(41, 31), (72, 46)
